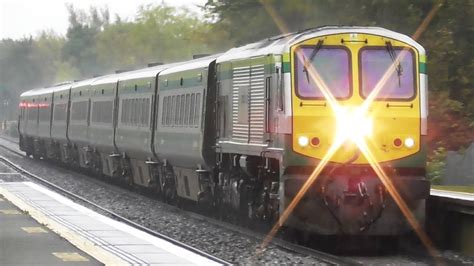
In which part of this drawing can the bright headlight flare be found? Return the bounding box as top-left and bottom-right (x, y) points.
(405, 137), (415, 148)
(334, 106), (373, 144)
(298, 136), (309, 147)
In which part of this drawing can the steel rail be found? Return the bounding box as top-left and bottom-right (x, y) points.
(0, 136), (356, 265)
(0, 154), (230, 265)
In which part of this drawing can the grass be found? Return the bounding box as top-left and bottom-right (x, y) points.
(432, 185), (474, 194)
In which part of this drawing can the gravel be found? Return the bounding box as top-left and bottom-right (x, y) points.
(0, 138), (329, 264)
(2, 136), (472, 265)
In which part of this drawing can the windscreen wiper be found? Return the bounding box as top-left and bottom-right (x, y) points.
(385, 41), (403, 87)
(303, 39), (324, 83)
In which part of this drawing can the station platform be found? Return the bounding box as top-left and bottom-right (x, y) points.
(0, 182), (222, 265)
(0, 193), (100, 265)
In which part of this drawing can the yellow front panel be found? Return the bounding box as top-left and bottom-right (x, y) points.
(291, 33), (420, 164)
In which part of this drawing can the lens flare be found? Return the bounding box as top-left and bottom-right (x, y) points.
(335, 106), (373, 144)
(256, 0), (444, 261)
(354, 139), (441, 260)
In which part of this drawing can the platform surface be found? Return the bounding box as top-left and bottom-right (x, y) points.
(0, 181), (222, 265)
(431, 189), (474, 204)
(0, 194), (101, 265)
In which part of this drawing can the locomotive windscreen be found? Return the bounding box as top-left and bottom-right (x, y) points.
(294, 46), (351, 99)
(360, 48), (415, 100)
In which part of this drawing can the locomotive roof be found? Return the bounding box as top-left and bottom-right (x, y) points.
(216, 26), (425, 63)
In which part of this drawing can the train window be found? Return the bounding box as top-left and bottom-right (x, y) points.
(195, 93), (201, 126)
(121, 99), (126, 124)
(133, 99), (137, 124)
(146, 98), (150, 126)
(53, 103), (67, 121)
(92, 100), (113, 124)
(180, 95), (185, 126)
(131, 99), (134, 124)
(39, 104), (50, 122)
(71, 101), (88, 121)
(120, 99), (126, 124)
(162, 97), (168, 125)
(169, 96), (175, 126)
(184, 94), (190, 126)
(294, 46), (351, 99)
(28, 107), (36, 121)
(190, 94), (195, 125)
(142, 98), (147, 126)
(175, 95), (180, 126)
(142, 98), (148, 126)
(360, 47), (415, 100)
(28, 107), (38, 121)
(127, 99), (132, 125)
(136, 99), (141, 125)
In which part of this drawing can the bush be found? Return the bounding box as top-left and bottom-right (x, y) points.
(426, 147), (446, 185)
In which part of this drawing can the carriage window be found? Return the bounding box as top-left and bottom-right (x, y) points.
(39, 103), (51, 121)
(91, 100), (113, 124)
(190, 94), (195, 125)
(28, 105), (38, 121)
(184, 94), (190, 125)
(162, 97), (168, 125)
(179, 95), (185, 125)
(195, 93), (201, 127)
(71, 101), (88, 121)
(360, 48), (415, 99)
(175, 95), (180, 126)
(53, 103), (67, 121)
(294, 46), (351, 99)
(169, 96), (175, 125)
(143, 98), (150, 127)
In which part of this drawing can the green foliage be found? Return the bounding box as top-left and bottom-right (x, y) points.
(0, 0), (472, 154)
(426, 146), (446, 184)
(428, 91), (474, 152)
(432, 185), (474, 194)
(96, 4), (212, 72)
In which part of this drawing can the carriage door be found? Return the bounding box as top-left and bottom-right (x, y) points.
(231, 56), (266, 144)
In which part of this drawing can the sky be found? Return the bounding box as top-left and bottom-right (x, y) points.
(0, 0), (207, 40)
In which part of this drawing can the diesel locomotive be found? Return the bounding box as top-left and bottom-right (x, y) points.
(18, 26), (430, 235)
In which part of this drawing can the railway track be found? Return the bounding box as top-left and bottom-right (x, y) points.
(0, 154), (229, 265)
(0, 135), (357, 265)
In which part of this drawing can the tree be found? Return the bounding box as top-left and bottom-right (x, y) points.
(61, 4), (110, 78)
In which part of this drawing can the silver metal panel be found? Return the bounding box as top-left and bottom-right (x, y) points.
(249, 64), (265, 144)
(232, 66), (250, 142)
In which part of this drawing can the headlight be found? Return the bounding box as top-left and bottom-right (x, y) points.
(335, 107), (373, 143)
(404, 137), (415, 148)
(298, 136), (309, 147)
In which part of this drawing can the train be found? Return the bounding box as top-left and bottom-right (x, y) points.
(18, 26), (430, 236)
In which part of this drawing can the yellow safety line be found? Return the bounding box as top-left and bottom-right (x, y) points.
(0, 209), (21, 215)
(52, 252), (89, 262)
(22, 226), (47, 233)
(0, 185), (129, 266)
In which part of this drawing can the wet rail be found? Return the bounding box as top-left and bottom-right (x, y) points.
(0, 154), (230, 265)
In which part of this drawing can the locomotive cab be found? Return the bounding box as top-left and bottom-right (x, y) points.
(284, 30), (430, 235)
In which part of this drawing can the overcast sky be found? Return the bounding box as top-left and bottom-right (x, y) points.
(0, 0), (207, 40)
